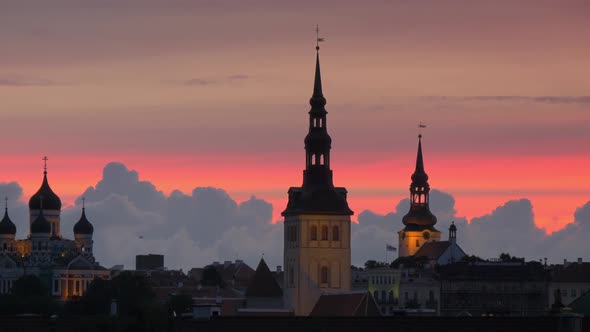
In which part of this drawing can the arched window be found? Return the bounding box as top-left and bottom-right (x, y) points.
(321, 226), (328, 240)
(310, 225), (318, 241)
(416, 240), (420, 248)
(332, 226), (339, 241)
(320, 266), (329, 284)
(320, 154), (324, 165)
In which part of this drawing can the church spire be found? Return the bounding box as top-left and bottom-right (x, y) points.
(303, 32), (333, 189)
(411, 134), (428, 185)
(402, 133), (437, 228)
(282, 29), (352, 217)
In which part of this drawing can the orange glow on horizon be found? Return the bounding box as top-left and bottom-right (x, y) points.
(1, 151), (587, 236)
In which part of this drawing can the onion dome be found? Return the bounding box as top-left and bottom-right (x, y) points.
(0, 204), (16, 235)
(73, 207), (94, 235)
(29, 170), (61, 211)
(31, 209), (51, 234)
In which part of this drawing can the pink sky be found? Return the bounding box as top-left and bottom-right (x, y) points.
(1, 0), (589, 234)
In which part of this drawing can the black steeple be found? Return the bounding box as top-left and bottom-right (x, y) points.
(0, 198), (16, 235)
(402, 135), (437, 229)
(74, 198), (94, 235)
(282, 37), (352, 217)
(303, 45), (333, 189)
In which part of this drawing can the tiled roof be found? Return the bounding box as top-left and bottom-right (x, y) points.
(310, 292), (381, 317)
(414, 241), (451, 260)
(245, 258), (283, 298)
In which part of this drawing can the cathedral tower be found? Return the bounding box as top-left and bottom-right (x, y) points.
(29, 157), (62, 238)
(73, 199), (94, 259)
(282, 41), (353, 316)
(398, 135), (441, 257)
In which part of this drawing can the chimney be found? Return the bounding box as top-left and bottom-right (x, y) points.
(212, 261), (220, 266)
(235, 259), (244, 265)
(276, 266), (282, 273)
(224, 260), (232, 268)
(578, 258), (583, 264)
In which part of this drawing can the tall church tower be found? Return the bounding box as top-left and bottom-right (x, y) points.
(282, 41), (353, 316)
(398, 135), (441, 257)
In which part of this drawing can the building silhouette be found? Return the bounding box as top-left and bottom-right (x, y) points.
(281, 44), (354, 316)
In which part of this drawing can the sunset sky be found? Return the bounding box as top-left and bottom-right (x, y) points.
(1, 0), (589, 237)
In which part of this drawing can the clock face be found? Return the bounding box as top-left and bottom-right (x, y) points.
(422, 231), (430, 240)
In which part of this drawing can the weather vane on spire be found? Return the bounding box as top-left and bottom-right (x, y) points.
(418, 122), (427, 137)
(316, 24), (325, 51)
(42, 156), (48, 173)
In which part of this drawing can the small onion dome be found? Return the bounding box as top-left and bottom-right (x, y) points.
(73, 208), (94, 235)
(0, 208), (16, 235)
(31, 210), (51, 234)
(29, 172), (62, 211)
(449, 221), (457, 232)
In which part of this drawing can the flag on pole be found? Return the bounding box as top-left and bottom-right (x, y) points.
(386, 244), (397, 252)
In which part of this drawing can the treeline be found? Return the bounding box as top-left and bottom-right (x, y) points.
(0, 272), (193, 330)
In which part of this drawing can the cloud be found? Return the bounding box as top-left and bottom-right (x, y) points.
(419, 95), (590, 104)
(183, 78), (217, 86)
(60, 162), (280, 271)
(228, 74), (249, 80)
(7, 163), (590, 271)
(353, 190), (590, 266)
(0, 75), (58, 87)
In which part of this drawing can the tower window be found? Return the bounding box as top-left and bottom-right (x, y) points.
(332, 226), (339, 241)
(320, 154), (324, 165)
(320, 266), (329, 284)
(321, 226), (328, 241)
(310, 225), (318, 240)
(416, 240), (420, 248)
(289, 267), (295, 287)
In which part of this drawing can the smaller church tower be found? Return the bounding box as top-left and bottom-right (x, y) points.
(29, 157), (62, 238)
(449, 221), (457, 245)
(398, 134), (441, 257)
(0, 198), (17, 253)
(73, 199), (94, 258)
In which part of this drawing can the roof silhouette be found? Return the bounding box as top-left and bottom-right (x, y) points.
(245, 258), (283, 298)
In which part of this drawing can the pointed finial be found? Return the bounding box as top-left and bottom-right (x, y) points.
(4, 196), (7, 212)
(42, 156), (48, 174)
(82, 197), (86, 210)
